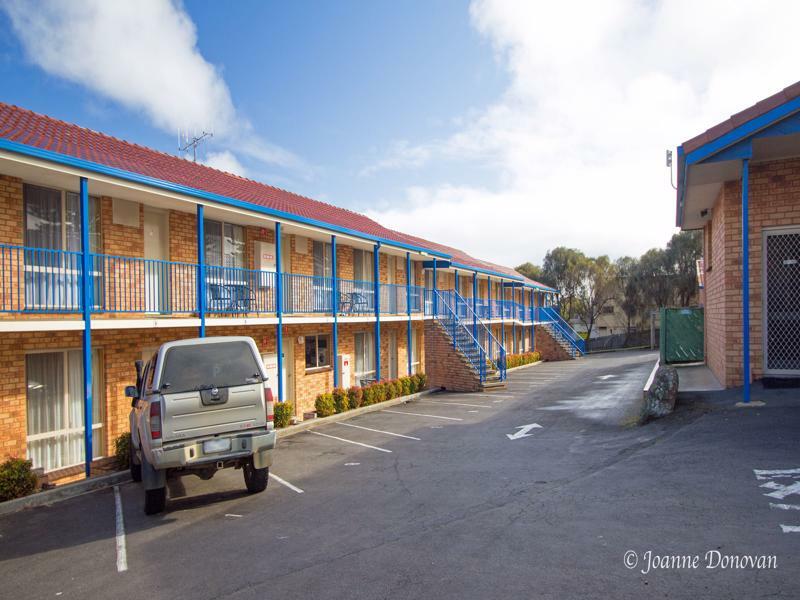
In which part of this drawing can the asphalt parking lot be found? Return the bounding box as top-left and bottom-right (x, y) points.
(1, 350), (798, 600)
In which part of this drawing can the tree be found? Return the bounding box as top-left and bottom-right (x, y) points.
(515, 262), (551, 286)
(541, 247), (587, 321)
(636, 248), (672, 309)
(666, 231), (702, 306)
(573, 255), (618, 339)
(616, 256), (644, 335)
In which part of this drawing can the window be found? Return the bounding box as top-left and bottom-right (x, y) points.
(305, 334), (331, 369)
(160, 341), (263, 393)
(26, 350), (105, 472)
(24, 185), (102, 310)
(353, 248), (373, 282)
(313, 241), (333, 278)
(411, 331), (421, 374)
(204, 219), (245, 268)
(354, 331), (375, 380)
(602, 305), (615, 315)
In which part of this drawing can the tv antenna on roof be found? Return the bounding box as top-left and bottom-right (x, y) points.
(178, 129), (213, 162)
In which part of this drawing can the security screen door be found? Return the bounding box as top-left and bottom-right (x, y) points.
(763, 228), (800, 375)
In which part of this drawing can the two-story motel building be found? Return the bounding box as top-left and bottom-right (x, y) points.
(0, 103), (581, 482)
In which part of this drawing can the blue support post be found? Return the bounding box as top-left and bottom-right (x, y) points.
(79, 177), (93, 478)
(472, 272), (478, 341)
(374, 243), (381, 380)
(454, 270), (459, 296)
(742, 159), (751, 403)
(196, 204), (206, 337)
(275, 223), (284, 402)
(332, 234), (339, 388)
(406, 252), (412, 376)
(432, 259), (438, 317)
(500, 280), (505, 347)
(487, 276), (492, 319)
(512, 288), (517, 352)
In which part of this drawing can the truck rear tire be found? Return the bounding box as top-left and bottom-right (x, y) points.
(243, 459), (268, 493)
(144, 487), (167, 515)
(130, 443), (142, 483)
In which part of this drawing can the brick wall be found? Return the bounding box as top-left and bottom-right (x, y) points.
(534, 325), (572, 361)
(423, 319), (483, 392)
(703, 157), (800, 387)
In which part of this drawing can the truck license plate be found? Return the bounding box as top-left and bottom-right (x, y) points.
(203, 438), (231, 454)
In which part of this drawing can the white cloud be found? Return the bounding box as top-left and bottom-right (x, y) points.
(203, 150), (247, 177)
(365, 0), (800, 267)
(1, 0), (306, 173)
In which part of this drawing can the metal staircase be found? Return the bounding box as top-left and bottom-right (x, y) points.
(538, 307), (585, 358)
(433, 289), (506, 385)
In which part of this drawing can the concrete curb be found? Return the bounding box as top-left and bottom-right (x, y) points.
(0, 470), (131, 516)
(277, 388), (439, 440)
(505, 360), (544, 374)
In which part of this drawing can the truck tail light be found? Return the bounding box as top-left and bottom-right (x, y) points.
(265, 386), (274, 426)
(150, 401), (162, 440)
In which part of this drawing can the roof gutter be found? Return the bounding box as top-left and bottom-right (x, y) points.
(450, 261), (524, 282)
(0, 138), (451, 259)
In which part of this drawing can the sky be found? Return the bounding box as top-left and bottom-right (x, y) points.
(1, 0), (799, 268)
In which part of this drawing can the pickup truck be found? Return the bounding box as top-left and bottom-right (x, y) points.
(126, 336), (276, 514)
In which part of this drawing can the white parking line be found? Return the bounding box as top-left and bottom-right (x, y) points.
(382, 409), (463, 421)
(779, 525), (800, 533)
(113, 485), (128, 573)
(418, 400), (489, 408)
(472, 393), (515, 399)
(770, 503), (800, 510)
(270, 473), (305, 494)
(335, 421), (420, 440)
(308, 430), (392, 453)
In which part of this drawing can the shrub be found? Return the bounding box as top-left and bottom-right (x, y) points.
(417, 372), (428, 390)
(400, 377), (412, 397)
(315, 393), (335, 417)
(362, 385), (375, 406)
(0, 458), (38, 502)
(506, 352), (542, 369)
(347, 386), (363, 410)
(407, 375), (418, 394)
(114, 432), (131, 470)
(373, 383), (387, 403)
(333, 388), (349, 414)
(274, 401), (293, 428)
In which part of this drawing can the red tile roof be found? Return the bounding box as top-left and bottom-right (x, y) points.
(0, 102), (549, 287)
(682, 80), (800, 153)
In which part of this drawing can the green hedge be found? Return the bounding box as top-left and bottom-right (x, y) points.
(314, 373), (425, 418)
(114, 432), (131, 469)
(506, 351), (542, 369)
(0, 457), (38, 502)
(274, 402), (294, 428)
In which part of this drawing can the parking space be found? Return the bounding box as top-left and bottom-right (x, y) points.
(2, 350), (799, 599)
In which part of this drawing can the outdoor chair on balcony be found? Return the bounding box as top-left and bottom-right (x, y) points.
(207, 283), (256, 313)
(339, 292), (370, 314)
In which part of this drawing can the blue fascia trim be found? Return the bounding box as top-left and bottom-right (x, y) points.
(699, 111), (800, 165)
(685, 97), (800, 166)
(502, 281), (523, 288)
(0, 139), (450, 260)
(676, 146), (687, 227)
(449, 261), (522, 281)
(422, 259), (451, 269)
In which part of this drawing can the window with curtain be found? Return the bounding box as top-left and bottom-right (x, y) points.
(354, 331), (375, 380)
(24, 185), (102, 310)
(26, 349), (105, 472)
(313, 241), (332, 278)
(353, 249), (373, 282)
(204, 219), (244, 268)
(411, 331), (421, 374)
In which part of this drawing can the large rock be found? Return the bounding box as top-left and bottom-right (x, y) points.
(642, 366), (679, 420)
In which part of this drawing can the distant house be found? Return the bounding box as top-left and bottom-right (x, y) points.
(675, 82), (800, 398)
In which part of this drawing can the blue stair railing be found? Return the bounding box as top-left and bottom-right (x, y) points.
(434, 289), (506, 382)
(538, 307), (585, 356)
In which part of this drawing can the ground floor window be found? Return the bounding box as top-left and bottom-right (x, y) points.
(411, 330), (421, 374)
(304, 334), (330, 370)
(26, 349), (105, 472)
(354, 331), (375, 382)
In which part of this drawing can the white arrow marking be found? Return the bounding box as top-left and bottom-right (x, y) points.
(506, 423), (542, 440)
(597, 375), (617, 380)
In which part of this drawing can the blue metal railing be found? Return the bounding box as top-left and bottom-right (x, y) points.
(281, 272), (333, 314)
(432, 290), (489, 382)
(435, 289), (506, 381)
(92, 253), (198, 314)
(0, 245), (84, 313)
(538, 306), (586, 355)
(205, 264), (275, 314)
(337, 278), (374, 314)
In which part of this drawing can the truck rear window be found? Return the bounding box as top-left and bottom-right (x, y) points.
(159, 341), (263, 393)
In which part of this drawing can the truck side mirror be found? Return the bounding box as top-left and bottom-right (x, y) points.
(125, 385), (139, 400)
(135, 360), (144, 389)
